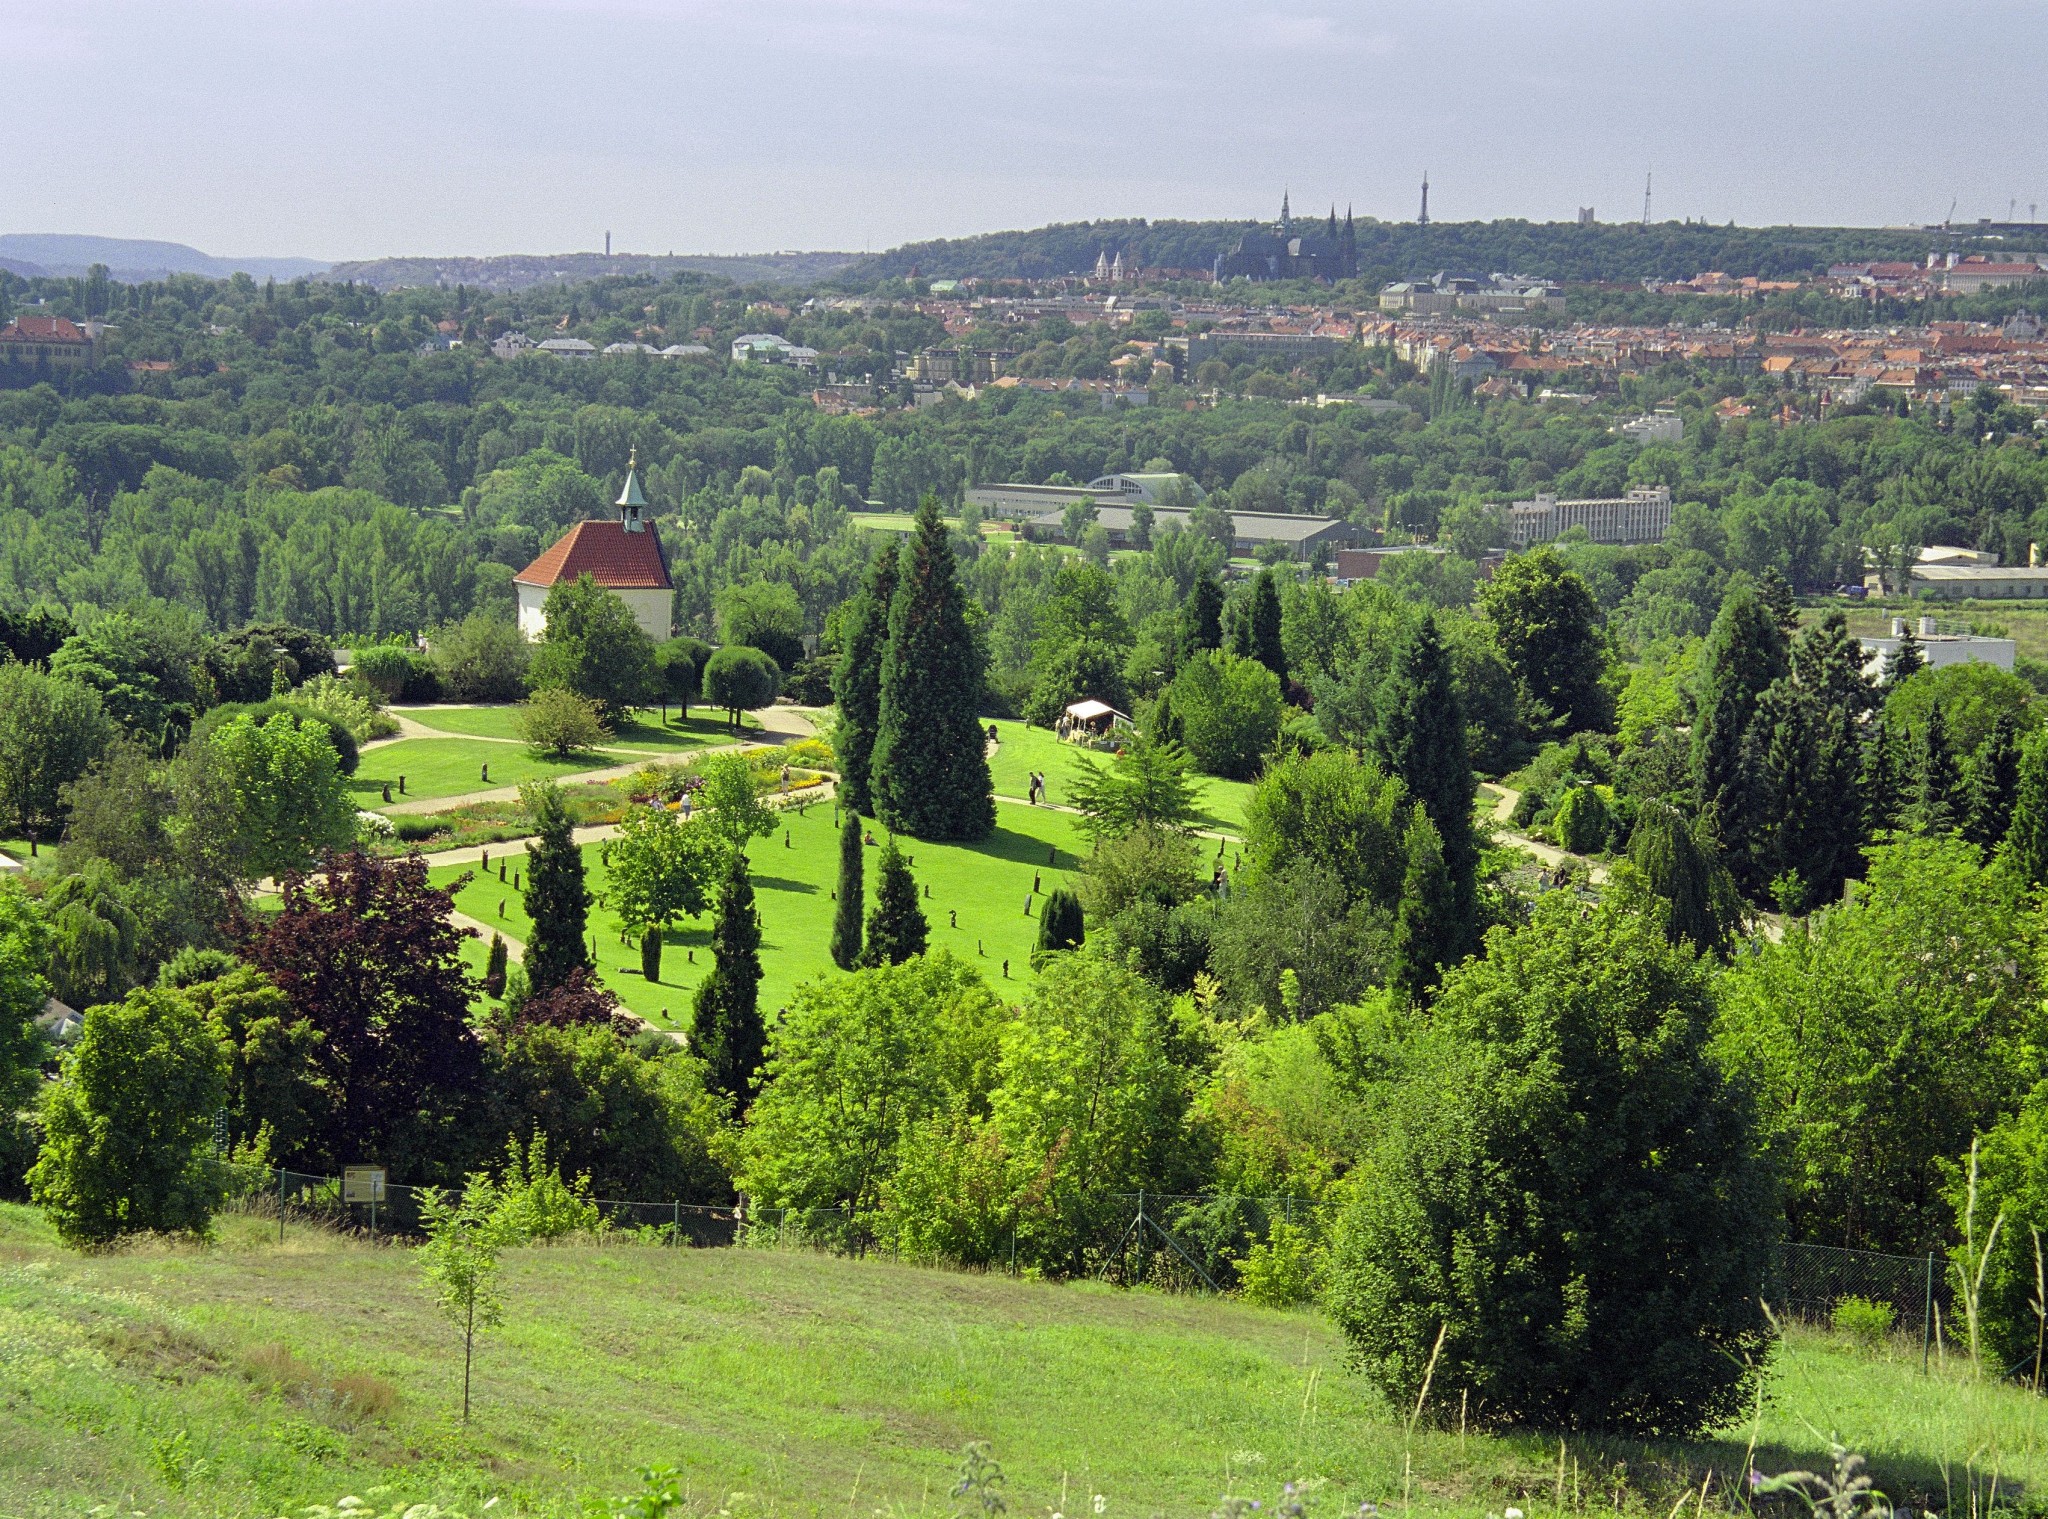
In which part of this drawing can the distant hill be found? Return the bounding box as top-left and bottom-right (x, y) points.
(323, 250), (863, 292)
(0, 233), (329, 283)
(841, 216), (1969, 286)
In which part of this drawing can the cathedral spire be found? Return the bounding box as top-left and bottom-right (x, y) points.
(1280, 188), (1292, 232)
(1327, 204), (1338, 238)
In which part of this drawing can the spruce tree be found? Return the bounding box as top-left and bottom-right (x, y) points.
(1390, 806), (1460, 1005)
(859, 837), (928, 966)
(1969, 710), (2023, 849)
(1756, 568), (1798, 633)
(520, 780), (591, 996)
(1626, 801), (1741, 956)
(831, 543), (899, 816)
(872, 496), (995, 840)
(1370, 612), (1477, 951)
(1036, 886), (1085, 957)
(1915, 700), (1967, 834)
(1690, 584), (1790, 895)
(1793, 609), (1877, 719)
(1177, 575), (1225, 664)
(2004, 729), (2048, 886)
(1861, 710), (1908, 837)
(830, 811), (864, 970)
(694, 849), (765, 1113)
(1884, 623), (1925, 685)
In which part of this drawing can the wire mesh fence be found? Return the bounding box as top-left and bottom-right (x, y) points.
(220, 1162), (1956, 1365)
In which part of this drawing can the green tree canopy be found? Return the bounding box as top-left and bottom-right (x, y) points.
(528, 573), (657, 722)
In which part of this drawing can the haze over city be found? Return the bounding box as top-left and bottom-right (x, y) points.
(3, 0), (2045, 259)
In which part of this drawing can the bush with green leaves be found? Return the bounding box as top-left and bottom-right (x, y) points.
(1157, 649), (1281, 782)
(429, 611), (531, 702)
(28, 984), (230, 1246)
(516, 686), (609, 758)
(702, 644), (782, 727)
(1549, 781), (1615, 854)
(0, 882), (51, 1193)
(1325, 894), (1774, 1436)
(1235, 1219), (1326, 1308)
(1830, 1295), (1896, 1347)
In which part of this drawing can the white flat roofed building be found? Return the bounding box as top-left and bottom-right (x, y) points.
(1861, 617), (2016, 680)
(1909, 564), (2048, 599)
(1507, 485), (1672, 547)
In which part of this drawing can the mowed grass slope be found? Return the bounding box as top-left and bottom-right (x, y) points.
(432, 798), (1091, 1026)
(1, 1208), (2042, 1519)
(403, 704), (753, 753)
(986, 721), (1251, 834)
(350, 738), (622, 808)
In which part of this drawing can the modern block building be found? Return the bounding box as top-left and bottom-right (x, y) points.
(1506, 485), (1672, 547)
(1021, 504), (1357, 559)
(514, 451), (673, 643)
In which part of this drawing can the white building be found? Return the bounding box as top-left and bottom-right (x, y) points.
(1618, 413), (1685, 445)
(535, 337), (597, 359)
(730, 332), (820, 367)
(1860, 617), (2016, 681)
(1506, 485), (1673, 547)
(512, 451), (673, 644)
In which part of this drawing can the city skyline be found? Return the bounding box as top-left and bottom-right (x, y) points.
(2, 0), (2044, 262)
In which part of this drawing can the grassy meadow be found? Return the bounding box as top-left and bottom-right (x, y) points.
(402, 705), (754, 752)
(0, 1205), (2041, 1519)
(986, 720), (1251, 834)
(349, 738), (624, 809)
(431, 797), (1093, 1027)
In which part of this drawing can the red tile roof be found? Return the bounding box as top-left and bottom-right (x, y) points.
(515, 520), (671, 591)
(0, 316), (90, 343)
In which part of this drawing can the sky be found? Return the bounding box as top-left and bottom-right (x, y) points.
(3, 0), (2045, 262)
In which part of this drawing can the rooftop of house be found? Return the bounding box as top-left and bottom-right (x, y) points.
(515, 519), (671, 591)
(0, 315), (90, 342)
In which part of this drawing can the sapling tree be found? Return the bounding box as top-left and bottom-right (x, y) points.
(416, 1174), (520, 1423)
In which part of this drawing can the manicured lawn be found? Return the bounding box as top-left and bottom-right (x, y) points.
(350, 738), (622, 808)
(401, 703), (753, 752)
(0, 1204), (2038, 1519)
(987, 719), (1251, 833)
(430, 799), (1091, 1028)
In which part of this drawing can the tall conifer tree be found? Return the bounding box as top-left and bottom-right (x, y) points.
(1969, 711), (2023, 848)
(1244, 568), (1287, 683)
(1691, 584), (1789, 893)
(1626, 801), (1742, 956)
(1884, 624), (1925, 684)
(1371, 612), (1477, 949)
(1390, 806), (1460, 1005)
(1177, 575), (1225, 664)
(859, 838), (928, 966)
(520, 781), (591, 996)
(872, 497), (995, 840)
(694, 850), (765, 1112)
(1915, 701), (1967, 834)
(2003, 729), (2048, 885)
(830, 811), (864, 970)
(831, 543), (899, 816)
(1861, 709), (1908, 837)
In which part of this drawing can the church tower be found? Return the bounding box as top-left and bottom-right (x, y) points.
(1418, 173), (1430, 226)
(1280, 189), (1293, 235)
(617, 447), (648, 533)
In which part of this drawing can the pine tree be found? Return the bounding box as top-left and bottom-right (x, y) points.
(831, 543), (899, 816)
(859, 837), (928, 966)
(2003, 729), (2048, 886)
(520, 780), (591, 996)
(1884, 623), (1926, 685)
(830, 811), (864, 970)
(1036, 886), (1084, 957)
(1690, 584), (1790, 894)
(1969, 710), (2023, 848)
(1389, 806), (1460, 1005)
(872, 496), (995, 840)
(1370, 611), (1477, 951)
(1626, 800), (1741, 956)
(693, 850), (765, 1113)
(1177, 575), (1224, 664)
(1915, 700), (1967, 834)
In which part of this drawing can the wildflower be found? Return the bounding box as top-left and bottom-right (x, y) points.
(1749, 1471), (1765, 1492)
(1506, 1509), (1524, 1519)
(1094, 1498), (1107, 1515)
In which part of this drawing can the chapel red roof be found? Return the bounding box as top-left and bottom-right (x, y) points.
(514, 520), (671, 591)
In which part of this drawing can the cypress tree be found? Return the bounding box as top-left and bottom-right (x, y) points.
(520, 780), (591, 996)
(1915, 700), (1967, 834)
(1690, 584), (1789, 894)
(859, 837), (928, 966)
(1969, 711), (2023, 848)
(1370, 611), (1477, 951)
(830, 811), (864, 970)
(640, 929), (662, 984)
(1389, 806), (1460, 1006)
(1177, 575), (1225, 664)
(872, 496), (995, 840)
(2004, 729), (2048, 886)
(1246, 567), (1287, 683)
(1626, 800), (1741, 956)
(1036, 886), (1084, 957)
(831, 543), (899, 816)
(694, 849), (765, 1112)
(483, 934), (508, 999)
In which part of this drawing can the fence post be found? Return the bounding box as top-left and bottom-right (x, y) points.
(672, 1199), (680, 1249)
(1923, 1252), (1936, 1375)
(277, 1167), (285, 1245)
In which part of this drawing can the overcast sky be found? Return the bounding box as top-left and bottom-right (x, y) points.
(4, 0), (2044, 261)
